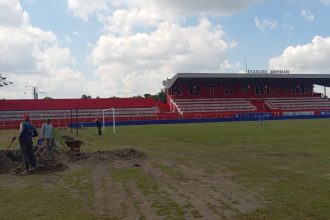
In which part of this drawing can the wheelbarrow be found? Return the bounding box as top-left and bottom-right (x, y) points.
(64, 140), (83, 152)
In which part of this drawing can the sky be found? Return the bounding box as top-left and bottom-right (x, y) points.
(1, 0), (330, 99)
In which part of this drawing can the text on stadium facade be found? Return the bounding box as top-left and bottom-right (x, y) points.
(248, 70), (290, 74)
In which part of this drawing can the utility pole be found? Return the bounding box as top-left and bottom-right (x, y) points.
(25, 85), (45, 99)
(245, 56), (248, 73)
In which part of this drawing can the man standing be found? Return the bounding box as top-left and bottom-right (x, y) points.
(95, 119), (102, 135)
(18, 114), (38, 174)
(41, 119), (54, 149)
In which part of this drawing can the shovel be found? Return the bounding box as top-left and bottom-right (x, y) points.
(2, 136), (17, 157)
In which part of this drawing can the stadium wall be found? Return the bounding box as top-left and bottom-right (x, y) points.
(168, 79), (314, 99)
(71, 114), (330, 128)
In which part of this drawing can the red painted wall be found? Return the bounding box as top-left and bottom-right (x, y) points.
(0, 98), (157, 111)
(168, 79), (314, 99)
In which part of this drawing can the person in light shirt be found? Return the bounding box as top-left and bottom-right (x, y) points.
(41, 119), (54, 149)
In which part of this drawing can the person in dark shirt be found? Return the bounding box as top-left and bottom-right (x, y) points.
(18, 114), (38, 174)
(95, 119), (102, 135)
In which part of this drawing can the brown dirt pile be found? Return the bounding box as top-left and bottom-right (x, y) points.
(0, 148), (145, 175)
(61, 135), (75, 141)
(0, 156), (20, 174)
(112, 148), (146, 160)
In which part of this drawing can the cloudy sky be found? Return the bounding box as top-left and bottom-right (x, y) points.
(1, 0), (330, 99)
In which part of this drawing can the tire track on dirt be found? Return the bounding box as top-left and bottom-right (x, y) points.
(92, 164), (108, 216)
(126, 181), (164, 220)
(142, 160), (262, 219)
(143, 161), (224, 219)
(92, 164), (138, 219)
(179, 163), (263, 214)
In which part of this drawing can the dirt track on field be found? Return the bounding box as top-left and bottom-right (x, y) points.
(0, 148), (263, 219)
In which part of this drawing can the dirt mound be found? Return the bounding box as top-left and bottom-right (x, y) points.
(35, 147), (67, 173)
(0, 156), (19, 174)
(1, 147), (68, 174)
(61, 135), (75, 141)
(112, 148), (146, 160)
(0, 148), (145, 175)
(64, 148), (145, 163)
(4, 150), (22, 162)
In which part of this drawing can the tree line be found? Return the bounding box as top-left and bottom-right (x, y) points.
(81, 89), (167, 103)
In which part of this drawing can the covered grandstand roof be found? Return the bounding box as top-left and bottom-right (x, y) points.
(163, 73), (330, 88)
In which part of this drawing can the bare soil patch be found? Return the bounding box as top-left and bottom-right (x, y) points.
(0, 156), (19, 174)
(1, 147), (262, 219)
(0, 147), (145, 174)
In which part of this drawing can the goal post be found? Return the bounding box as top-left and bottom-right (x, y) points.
(102, 108), (116, 134)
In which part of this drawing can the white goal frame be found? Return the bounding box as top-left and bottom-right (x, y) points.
(102, 108), (116, 134)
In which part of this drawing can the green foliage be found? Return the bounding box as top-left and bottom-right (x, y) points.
(81, 94), (92, 99)
(144, 89), (167, 103)
(0, 73), (13, 87)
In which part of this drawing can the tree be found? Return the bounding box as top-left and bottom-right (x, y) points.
(156, 89), (167, 103)
(143, 89), (167, 103)
(81, 94), (92, 99)
(143, 93), (152, 98)
(0, 73), (13, 87)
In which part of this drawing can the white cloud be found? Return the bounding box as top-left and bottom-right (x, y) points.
(1, 68), (86, 99)
(65, 35), (72, 42)
(34, 45), (76, 71)
(301, 10), (315, 22)
(0, 25), (56, 74)
(67, 0), (111, 22)
(269, 36), (330, 73)
(283, 12), (292, 19)
(0, 0), (88, 99)
(89, 19), (235, 97)
(67, 0), (257, 97)
(127, 0), (259, 17)
(1, 0), (261, 99)
(67, 0), (259, 22)
(0, 0), (29, 27)
(101, 8), (161, 35)
(255, 16), (278, 32)
(321, 0), (330, 6)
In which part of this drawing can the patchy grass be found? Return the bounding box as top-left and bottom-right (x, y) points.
(151, 161), (183, 177)
(1, 119), (330, 219)
(111, 167), (184, 219)
(0, 173), (94, 219)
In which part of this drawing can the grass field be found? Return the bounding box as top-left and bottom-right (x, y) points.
(1, 119), (330, 219)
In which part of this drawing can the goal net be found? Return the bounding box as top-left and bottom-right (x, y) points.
(102, 108), (116, 134)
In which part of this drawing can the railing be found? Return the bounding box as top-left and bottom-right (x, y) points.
(172, 98), (257, 114)
(170, 98), (183, 116)
(266, 98), (330, 110)
(0, 107), (161, 130)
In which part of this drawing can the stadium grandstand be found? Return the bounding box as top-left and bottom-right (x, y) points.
(1, 73), (330, 129)
(164, 73), (330, 119)
(0, 98), (178, 129)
